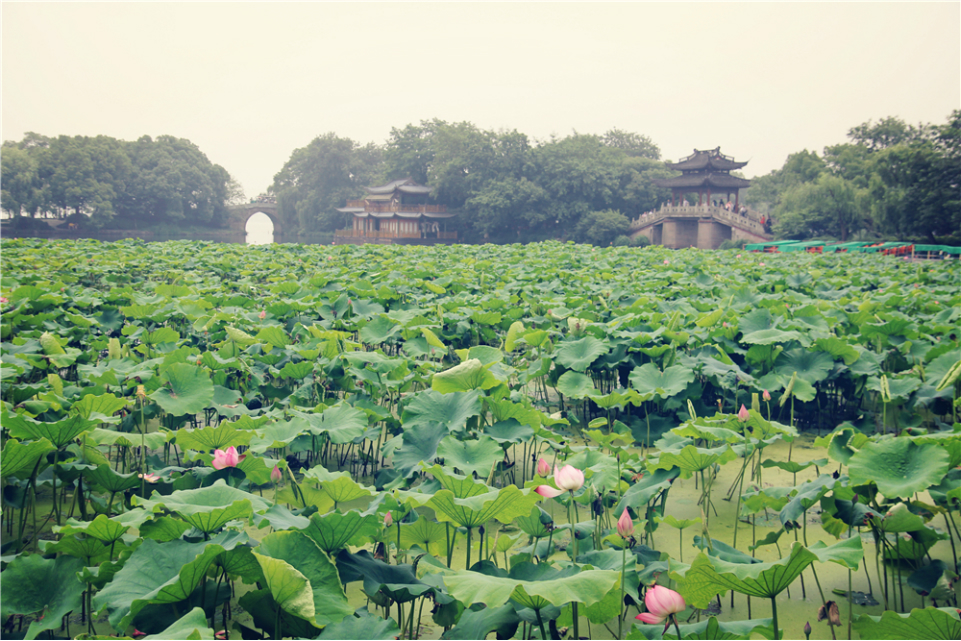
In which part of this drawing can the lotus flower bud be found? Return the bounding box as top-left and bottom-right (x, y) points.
(636, 585), (686, 624)
(536, 458), (551, 477)
(212, 446), (241, 470)
(804, 621), (811, 639)
(259, 310), (266, 320)
(270, 465), (282, 483)
(554, 464), (585, 491)
(617, 509), (634, 538)
(737, 404), (750, 422)
(763, 389), (771, 401)
(384, 511), (393, 528)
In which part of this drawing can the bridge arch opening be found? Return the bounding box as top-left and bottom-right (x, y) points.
(245, 212), (275, 245)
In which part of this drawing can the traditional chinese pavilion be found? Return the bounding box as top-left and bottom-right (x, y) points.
(333, 178), (456, 245)
(654, 148), (752, 209)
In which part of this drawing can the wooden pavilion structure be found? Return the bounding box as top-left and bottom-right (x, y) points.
(654, 148), (752, 209)
(334, 179), (456, 245)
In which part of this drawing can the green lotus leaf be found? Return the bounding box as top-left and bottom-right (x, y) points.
(437, 435), (503, 477)
(359, 314), (402, 345)
(256, 530), (353, 627)
(54, 512), (140, 543)
(391, 422), (447, 475)
(441, 564), (619, 611)
(304, 402), (369, 444)
(144, 327), (180, 345)
(0, 554), (85, 640)
(303, 510), (380, 555)
(336, 548), (433, 603)
(650, 444), (737, 478)
(247, 417), (310, 453)
(150, 363), (214, 417)
(92, 530), (247, 631)
(629, 363), (695, 399)
(316, 612), (401, 640)
(741, 328), (803, 345)
(142, 607), (215, 640)
(252, 553), (315, 622)
(657, 514), (702, 530)
(675, 543), (818, 608)
(484, 418), (535, 444)
(807, 536), (864, 570)
(853, 607), (961, 640)
(71, 392), (129, 421)
(302, 465), (375, 505)
(556, 370), (598, 399)
(615, 468), (679, 514)
(774, 348), (835, 385)
(429, 485), (542, 528)
(175, 419), (256, 451)
(135, 480), (271, 533)
(421, 464), (493, 499)
(432, 358), (498, 393)
(255, 325), (290, 350)
(907, 561), (956, 600)
(0, 437), (54, 478)
(140, 516), (193, 542)
(504, 321), (525, 352)
(278, 360), (314, 380)
(83, 463), (142, 493)
(401, 389), (482, 432)
(875, 502), (928, 533)
(848, 438), (949, 499)
(554, 336), (609, 372)
(628, 616), (776, 640)
(398, 513), (448, 557)
(4, 411), (96, 448)
(86, 427), (169, 450)
(760, 457), (828, 474)
(814, 336), (861, 365)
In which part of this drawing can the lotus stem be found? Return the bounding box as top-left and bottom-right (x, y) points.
(770, 596), (779, 641)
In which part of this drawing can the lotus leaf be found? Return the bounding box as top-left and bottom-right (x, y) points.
(150, 363), (214, 416)
(848, 438), (949, 499)
(0, 554), (85, 640)
(853, 607), (961, 640)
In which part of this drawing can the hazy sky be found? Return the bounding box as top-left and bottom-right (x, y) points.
(3, 3), (959, 198)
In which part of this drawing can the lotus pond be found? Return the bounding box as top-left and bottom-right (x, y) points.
(1, 238), (959, 640)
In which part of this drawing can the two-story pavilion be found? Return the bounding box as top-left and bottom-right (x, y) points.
(654, 147), (752, 209)
(333, 178), (456, 245)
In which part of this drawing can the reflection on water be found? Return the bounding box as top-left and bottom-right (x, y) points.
(245, 212), (274, 245)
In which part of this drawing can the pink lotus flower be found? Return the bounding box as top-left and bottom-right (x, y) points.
(762, 389), (771, 401)
(0, 297), (8, 304)
(536, 458), (551, 477)
(270, 465), (282, 483)
(259, 310), (266, 319)
(663, 259), (669, 265)
(737, 404), (750, 422)
(212, 446), (243, 470)
(636, 584), (686, 625)
(138, 472), (160, 483)
(384, 511), (393, 527)
(617, 509), (634, 538)
(736, 254), (742, 258)
(759, 261), (765, 266)
(535, 464), (585, 498)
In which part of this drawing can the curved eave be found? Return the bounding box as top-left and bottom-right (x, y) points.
(653, 174), (752, 189)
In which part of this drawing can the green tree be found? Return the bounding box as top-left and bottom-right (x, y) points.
(602, 128), (660, 159)
(744, 150), (825, 213)
(773, 174), (867, 242)
(1, 144), (42, 217)
(573, 209), (631, 246)
(271, 133), (383, 232)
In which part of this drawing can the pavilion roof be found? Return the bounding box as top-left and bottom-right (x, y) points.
(666, 148), (748, 172)
(653, 172), (752, 189)
(366, 178), (433, 196)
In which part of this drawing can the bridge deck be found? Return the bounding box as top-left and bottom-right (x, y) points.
(630, 204), (772, 249)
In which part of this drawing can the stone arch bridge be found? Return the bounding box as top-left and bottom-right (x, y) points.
(629, 204), (772, 249)
(226, 202), (286, 239)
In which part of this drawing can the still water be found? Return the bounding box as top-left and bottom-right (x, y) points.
(245, 211), (274, 245)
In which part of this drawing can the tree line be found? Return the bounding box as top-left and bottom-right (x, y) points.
(745, 111), (960, 244)
(3, 112), (957, 245)
(1, 133), (240, 229)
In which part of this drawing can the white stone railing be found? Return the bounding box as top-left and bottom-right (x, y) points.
(630, 204), (770, 237)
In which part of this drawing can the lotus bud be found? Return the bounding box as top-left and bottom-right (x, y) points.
(259, 310), (266, 320)
(635, 585), (686, 624)
(763, 389), (771, 401)
(270, 465), (282, 483)
(536, 458), (551, 477)
(663, 259), (669, 265)
(804, 621), (812, 639)
(737, 404), (750, 422)
(617, 509), (635, 538)
(384, 511), (393, 528)
(136, 385), (146, 399)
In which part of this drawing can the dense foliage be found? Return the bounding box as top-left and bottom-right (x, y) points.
(744, 111), (961, 244)
(1, 134), (239, 229)
(1, 239), (959, 640)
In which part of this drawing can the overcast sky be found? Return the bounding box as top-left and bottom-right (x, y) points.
(3, 3), (959, 198)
